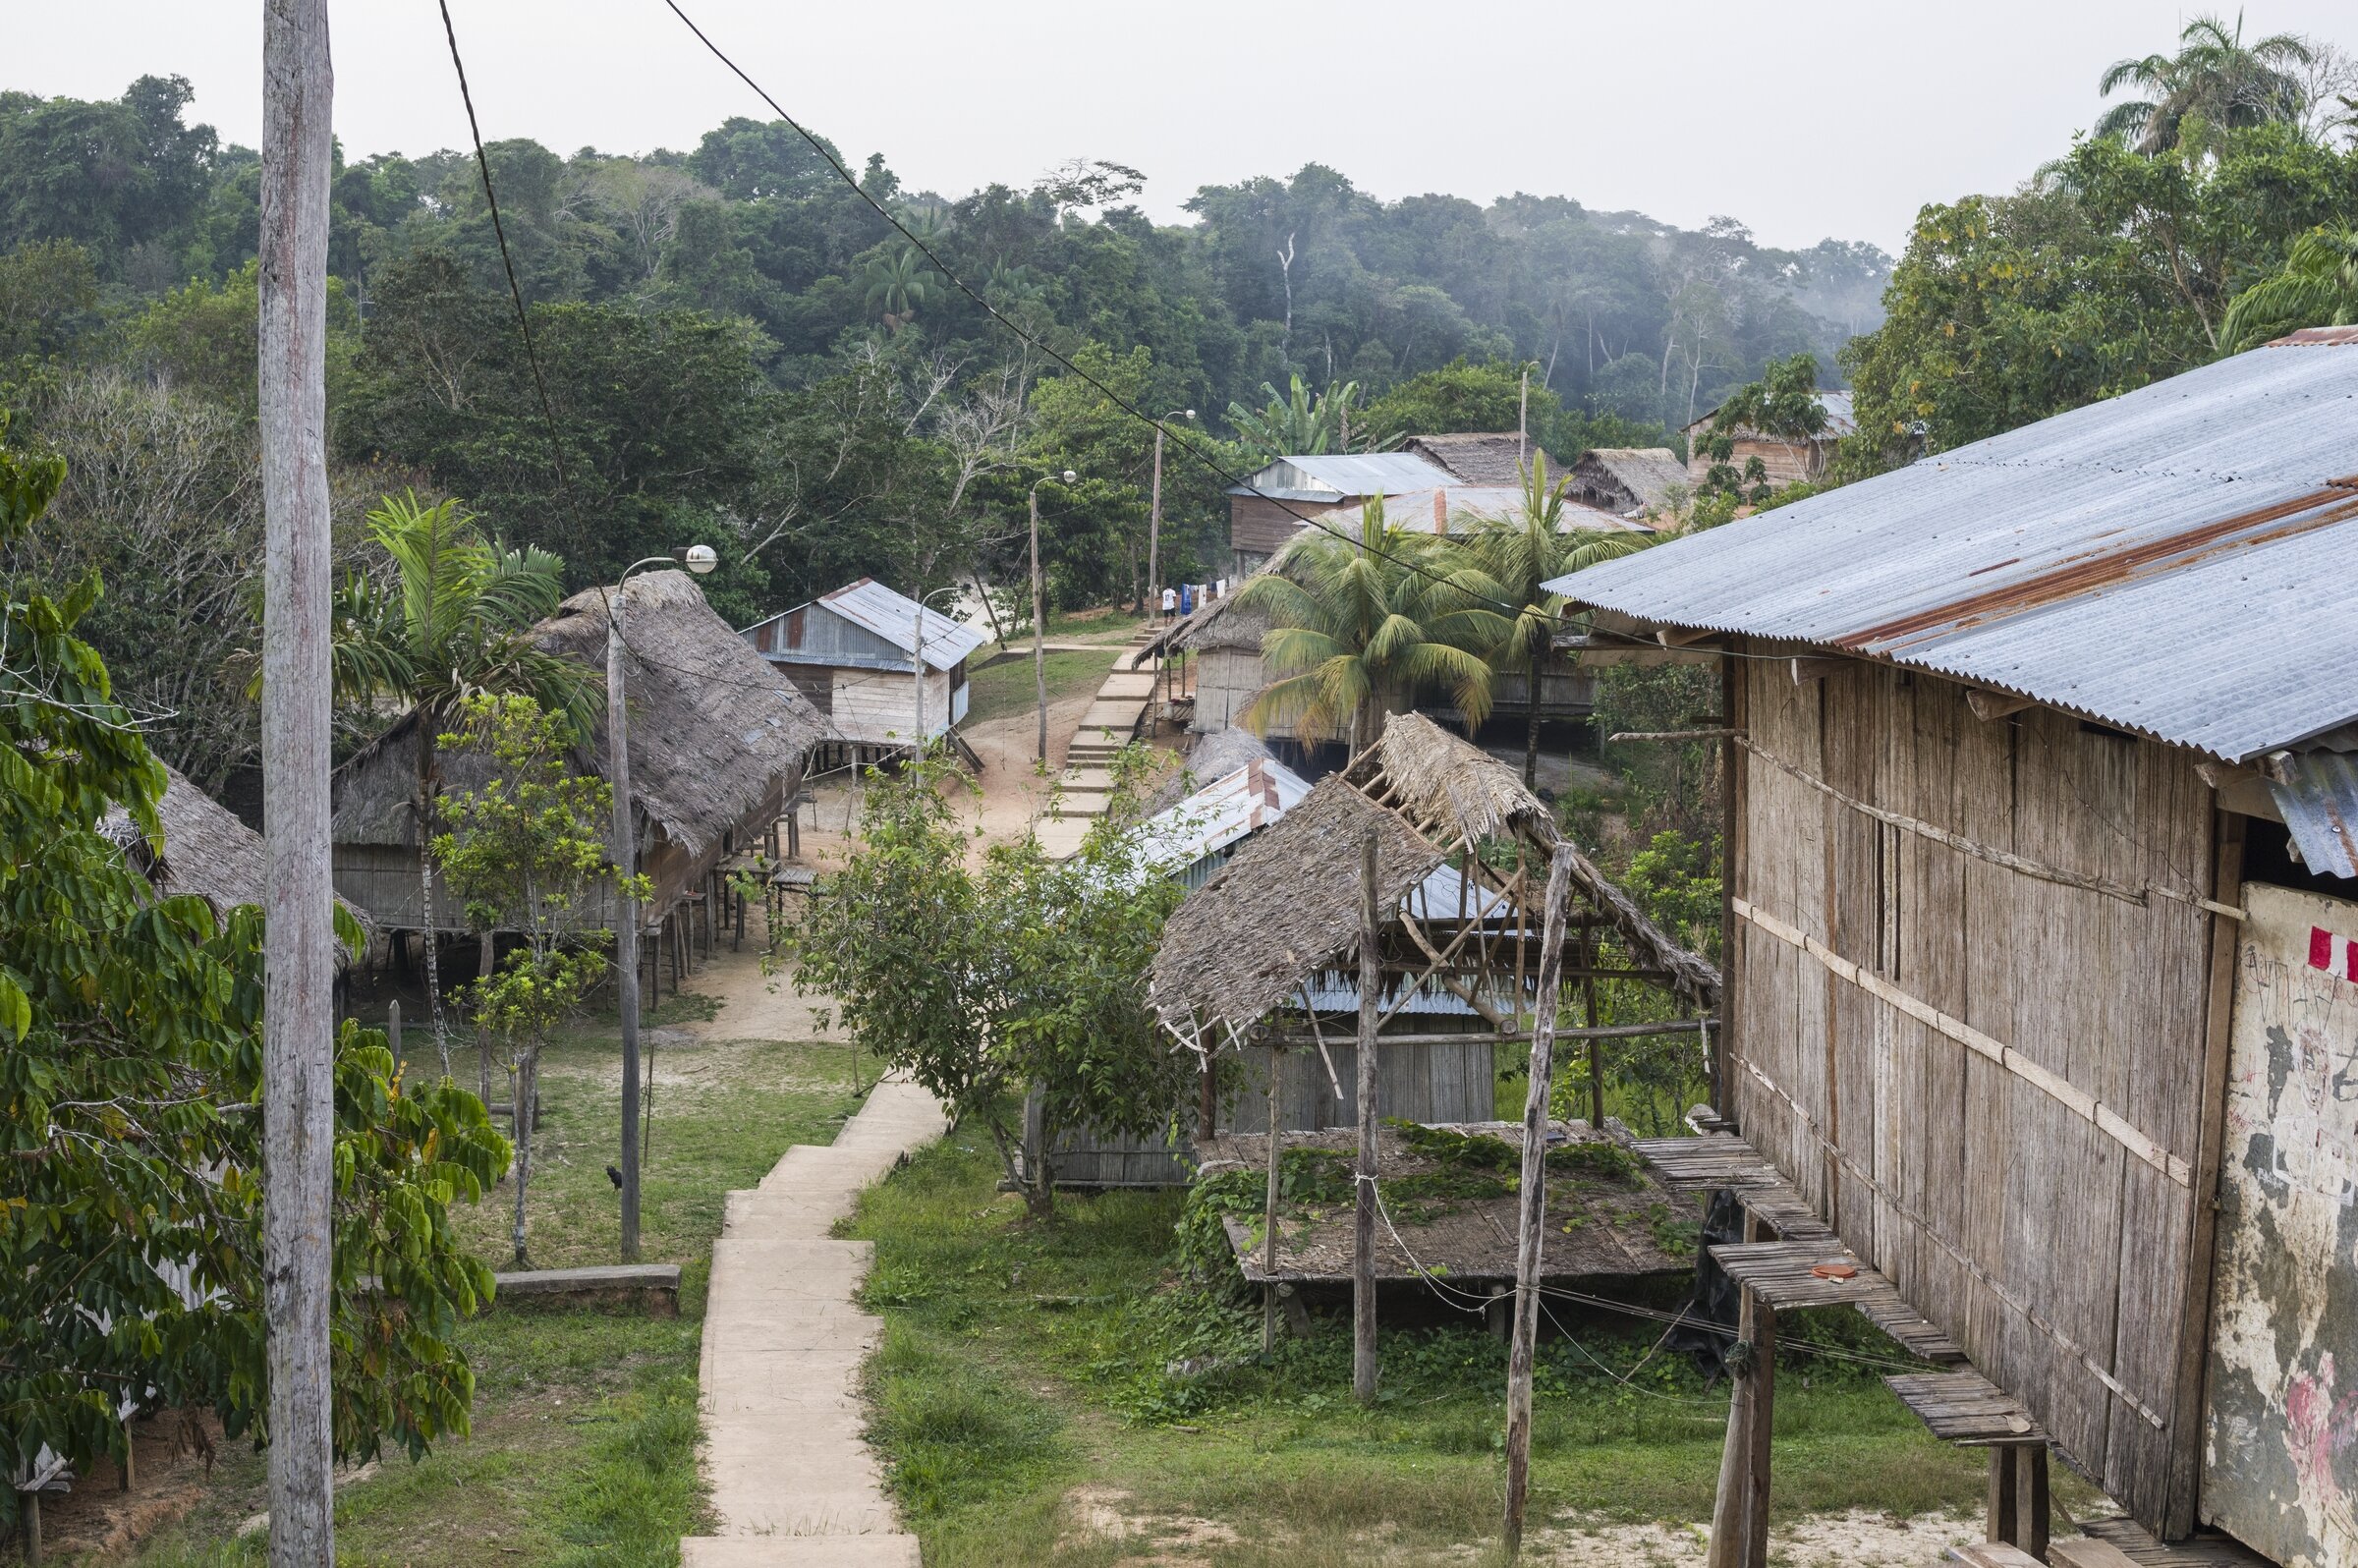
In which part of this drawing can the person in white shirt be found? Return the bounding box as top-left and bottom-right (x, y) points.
(1160, 586), (1177, 622)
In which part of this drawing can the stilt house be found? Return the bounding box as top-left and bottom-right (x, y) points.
(739, 578), (985, 762)
(1545, 327), (2358, 1564)
(333, 570), (823, 964)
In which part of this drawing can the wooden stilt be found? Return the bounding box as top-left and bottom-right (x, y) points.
(1502, 846), (1577, 1560)
(1352, 827), (1380, 1406)
(1708, 1211), (1776, 1568)
(2013, 1447), (2049, 1561)
(1198, 1053), (1217, 1141)
(21, 1489), (38, 1566)
(1987, 1449), (2018, 1544)
(1262, 1046), (1281, 1355)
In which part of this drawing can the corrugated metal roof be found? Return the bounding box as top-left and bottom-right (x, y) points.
(1139, 757), (1314, 874)
(813, 578), (988, 670)
(2273, 750), (2358, 879)
(1544, 339), (2358, 762)
(1310, 488), (1649, 537)
(1226, 452), (1456, 500)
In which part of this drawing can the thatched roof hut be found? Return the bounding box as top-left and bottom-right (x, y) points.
(1150, 712), (1720, 1037)
(1568, 447), (1689, 516)
(331, 569), (824, 934)
(103, 763), (267, 916)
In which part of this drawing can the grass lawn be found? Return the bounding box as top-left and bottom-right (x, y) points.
(847, 1137), (2089, 1567)
(966, 648), (1118, 725)
(124, 1028), (883, 1568)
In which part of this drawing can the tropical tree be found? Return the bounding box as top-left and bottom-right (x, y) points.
(1697, 353), (1827, 499)
(0, 412), (510, 1510)
(2220, 225), (2358, 350)
(327, 491), (590, 1064)
(433, 695), (637, 1266)
(2098, 14), (2316, 155)
(1226, 374), (1375, 464)
(860, 244), (934, 331)
(1235, 495), (1508, 750)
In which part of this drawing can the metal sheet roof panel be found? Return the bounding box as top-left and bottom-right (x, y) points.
(2273, 750), (2358, 880)
(1544, 341), (2358, 761)
(1226, 452), (1457, 499)
(813, 578), (989, 670)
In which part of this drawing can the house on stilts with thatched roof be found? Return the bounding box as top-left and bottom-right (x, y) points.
(1138, 712), (1721, 1314)
(332, 569), (824, 993)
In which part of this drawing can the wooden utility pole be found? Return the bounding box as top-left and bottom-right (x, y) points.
(1502, 845), (1577, 1558)
(1518, 364), (1530, 475)
(1147, 424), (1166, 616)
(258, 0), (337, 1560)
(609, 600), (643, 1261)
(1030, 479), (1047, 762)
(911, 596), (925, 770)
(1352, 827), (1381, 1404)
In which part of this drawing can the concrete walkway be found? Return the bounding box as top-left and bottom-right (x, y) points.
(681, 1079), (948, 1568)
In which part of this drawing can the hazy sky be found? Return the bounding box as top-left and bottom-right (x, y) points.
(13, 2), (2353, 254)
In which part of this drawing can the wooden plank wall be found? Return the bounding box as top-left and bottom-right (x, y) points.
(1731, 655), (2218, 1531)
(1227, 1039), (1496, 1132)
(826, 665), (958, 746)
(1192, 649), (1294, 739)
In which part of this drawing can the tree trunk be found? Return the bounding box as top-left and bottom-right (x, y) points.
(257, 1), (337, 1562)
(475, 930), (496, 1104)
(1523, 640), (1546, 792)
(510, 1045), (537, 1268)
(1352, 827), (1380, 1405)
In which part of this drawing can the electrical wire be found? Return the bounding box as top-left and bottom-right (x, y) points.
(652, 0), (1577, 625)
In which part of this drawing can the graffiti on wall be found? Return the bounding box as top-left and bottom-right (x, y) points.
(2203, 883), (2358, 1566)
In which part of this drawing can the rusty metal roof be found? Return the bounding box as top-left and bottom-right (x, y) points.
(1545, 339), (2358, 762)
(2273, 750), (2358, 879)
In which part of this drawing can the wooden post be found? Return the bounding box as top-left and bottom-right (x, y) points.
(20, 1490), (37, 1566)
(1583, 926), (1604, 1128)
(258, 0), (337, 1560)
(1987, 1449), (2019, 1545)
(1352, 827), (1381, 1404)
(610, 595), (643, 1262)
(2014, 1447), (2049, 1560)
(1742, 1288), (1776, 1568)
(1031, 481), (1047, 762)
(1198, 1053), (1217, 1142)
(1707, 1212), (1775, 1568)
(385, 997), (401, 1072)
(1262, 1045), (1282, 1354)
(1503, 845), (1577, 1559)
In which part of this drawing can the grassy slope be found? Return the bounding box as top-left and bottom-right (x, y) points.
(848, 1138), (2010, 1567)
(965, 648), (1119, 725)
(127, 1030), (880, 1568)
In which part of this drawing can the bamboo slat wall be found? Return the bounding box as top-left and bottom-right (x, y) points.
(1729, 653), (2219, 1531)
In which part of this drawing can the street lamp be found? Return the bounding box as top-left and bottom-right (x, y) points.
(1148, 410), (1193, 618)
(610, 546), (717, 1262)
(1031, 470), (1076, 762)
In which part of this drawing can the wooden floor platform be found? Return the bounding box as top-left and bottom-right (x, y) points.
(1885, 1370), (2048, 1445)
(2057, 1519), (2273, 1567)
(1632, 1135), (1966, 1364)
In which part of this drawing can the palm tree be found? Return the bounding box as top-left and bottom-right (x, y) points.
(2220, 226), (2358, 351)
(861, 245), (933, 330)
(1234, 495), (1508, 752)
(2097, 14), (2315, 154)
(331, 490), (590, 1066)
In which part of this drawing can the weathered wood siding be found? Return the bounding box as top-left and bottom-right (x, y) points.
(1191, 647), (1294, 739)
(824, 665), (960, 747)
(1729, 653), (2220, 1532)
(1227, 1037), (1497, 1132)
(1684, 436), (1825, 490)
(1231, 494), (1331, 563)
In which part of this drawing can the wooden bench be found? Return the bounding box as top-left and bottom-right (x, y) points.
(1888, 1371), (2050, 1557)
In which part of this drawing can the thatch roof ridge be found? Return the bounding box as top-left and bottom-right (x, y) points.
(334, 570), (825, 858)
(1148, 776), (1445, 1031)
(1365, 713), (1552, 846)
(105, 762), (372, 944)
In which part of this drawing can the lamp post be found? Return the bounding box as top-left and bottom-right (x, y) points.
(1147, 409), (1193, 616)
(611, 544), (717, 1261)
(1031, 470), (1077, 762)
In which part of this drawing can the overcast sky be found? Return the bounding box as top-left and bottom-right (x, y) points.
(13, 2), (2353, 255)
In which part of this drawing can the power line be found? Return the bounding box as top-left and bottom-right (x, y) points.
(652, 0), (1562, 623)
(436, 0), (568, 496)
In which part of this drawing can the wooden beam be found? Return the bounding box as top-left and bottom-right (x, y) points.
(1608, 727), (1747, 744)
(1501, 846), (1577, 1560)
(2194, 760), (2284, 823)
(1965, 688), (2039, 721)
(1656, 627), (1722, 647)
(1353, 828), (1381, 1405)
(2162, 811), (2246, 1534)
(1789, 656), (1846, 685)
(1573, 644), (1721, 668)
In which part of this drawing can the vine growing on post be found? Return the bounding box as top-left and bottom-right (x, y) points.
(433, 693), (642, 1267)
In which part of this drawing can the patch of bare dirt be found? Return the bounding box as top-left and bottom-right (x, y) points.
(1062, 1484), (1241, 1564)
(28, 1411), (233, 1561)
